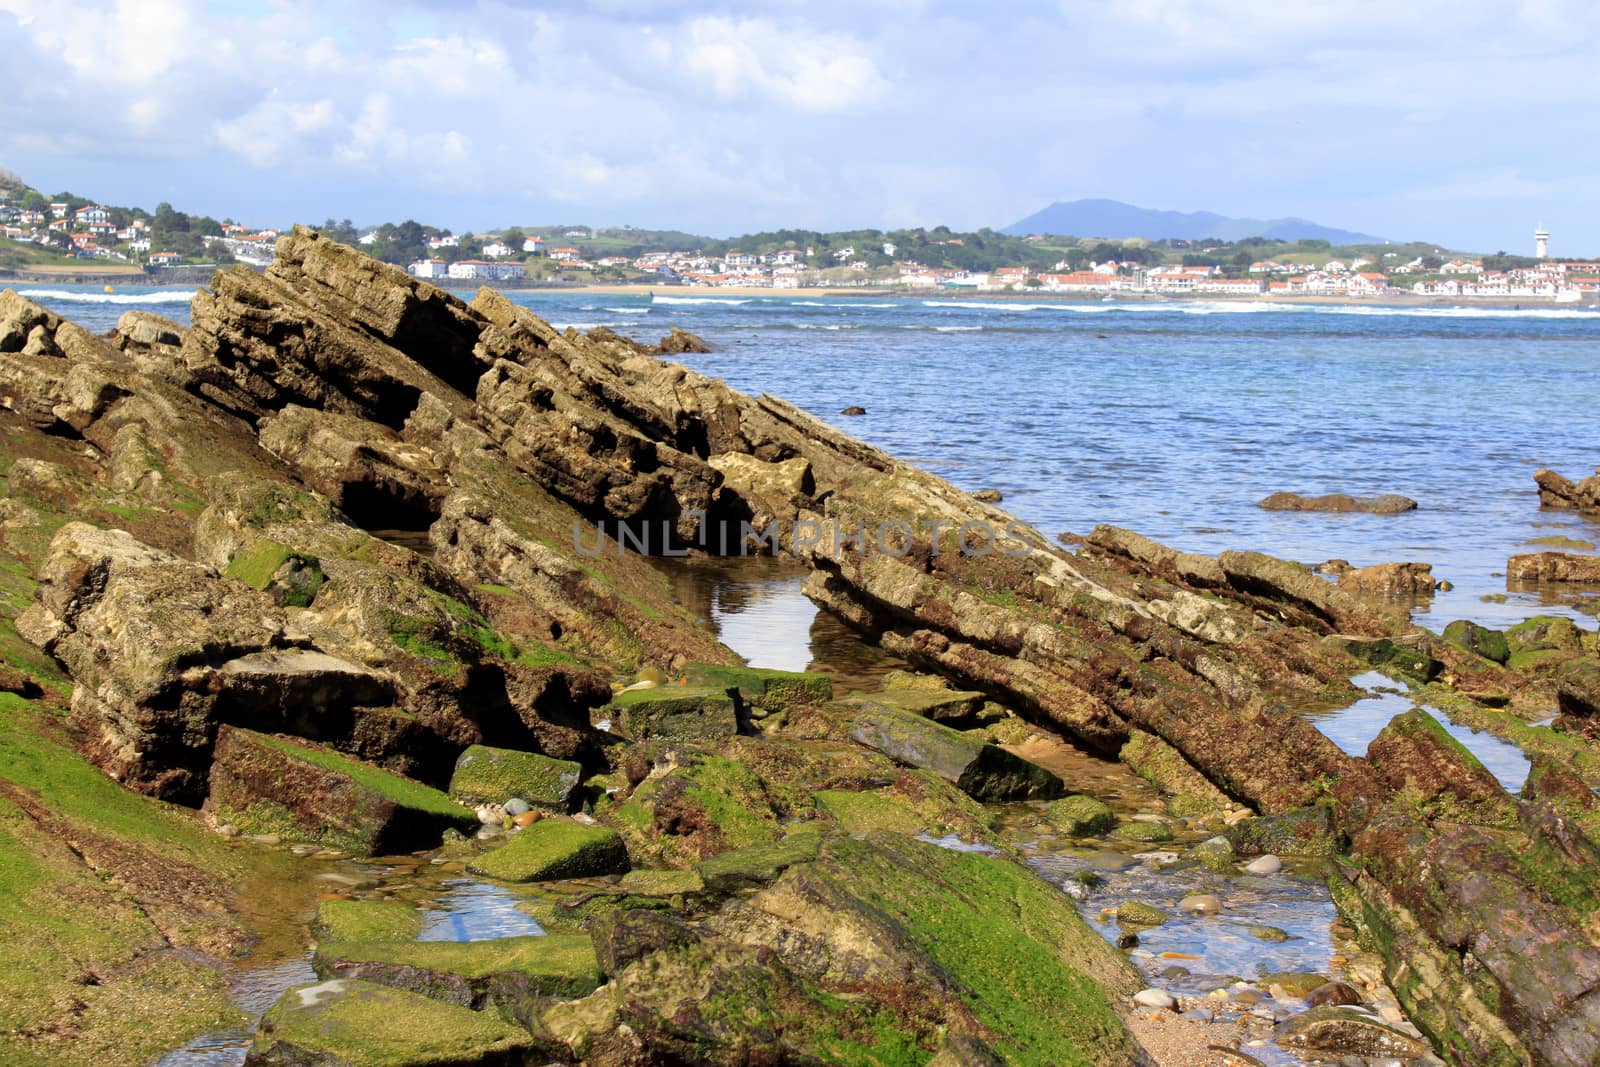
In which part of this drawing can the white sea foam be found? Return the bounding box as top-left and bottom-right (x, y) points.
(652, 295), (751, 306)
(19, 288), (194, 305)
(601, 306), (650, 314)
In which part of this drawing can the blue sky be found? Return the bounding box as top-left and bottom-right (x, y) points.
(1, 0), (1595, 253)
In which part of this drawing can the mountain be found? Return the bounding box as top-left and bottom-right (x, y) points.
(1002, 198), (1386, 244)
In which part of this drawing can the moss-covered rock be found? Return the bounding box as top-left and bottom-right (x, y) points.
(466, 820), (628, 883)
(542, 938), (930, 1067)
(813, 769), (1000, 845)
(1443, 620), (1511, 665)
(1366, 708), (1517, 826)
(683, 663), (833, 713)
(1120, 729), (1233, 818)
(223, 537), (325, 608)
(1274, 1004), (1430, 1058)
(313, 934), (601, 1006)
(1115, 901), (1168, 929)
(1043, 794), (1117, 836)
(1191, 835), (1236, 873)
(447, 745), (581, 811)
(1227, 805), (1337, 858)
(849, 685), (988, 725)
(1111, 820), (1173, 843)
(848, 699), (1063, 801)
(604, 752), (782, 867)
(246, 978), (533, 1066)
(312, 900), (423, 944)
(1505, 615), (1585, 658)
(204, 727), (475, 854)
(696, 828), (824, 893)
(739, 832), (1143, 1066)
(606, 685), (738, 742)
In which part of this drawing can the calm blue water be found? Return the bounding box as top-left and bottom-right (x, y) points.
(19, 283), (1600, 631)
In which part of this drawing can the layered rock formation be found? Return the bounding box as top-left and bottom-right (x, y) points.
(4, 228), (1600, 1065)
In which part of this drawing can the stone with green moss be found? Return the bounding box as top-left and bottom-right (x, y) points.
(448, 745), (581, 810)
(312, 900), (422, 944)
(1249, 925), (1291, 943)
(1443, 620), (1511, 665)
(618, 868), (706, 896)
(605, 752), (782, 867)
(203, 726), (476, 854)
(852, 686), (988, 725)
(848, 699), (1063, 802)
(1367, 709), (1517, 827)
(1111, 821), (1173, 843)
(1227, 805), (1337, 858)
(684, 663), (833, 712)
(224, 538), (325, 608)
(1120, 729), (1232, 818)
(1115, 901), (1168, 929)
(747, 832), (1143, 1066)
(814, 770), (1000, 845)
(1044, 794), (1117, 836)
(314, 933), (601, 1005)
(697, 828), (824, 893)
(247, 978), (533, 1066)
(1506, 616), (1584, 658)
(1264, 972), (1334, 999)
(1191, 835), (1236, 873)
(466, 819), (628, 883)
(606, 684), (738, 742)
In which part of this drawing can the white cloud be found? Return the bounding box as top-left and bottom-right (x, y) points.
(673, 17), (888, 113)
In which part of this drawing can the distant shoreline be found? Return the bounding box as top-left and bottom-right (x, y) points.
(4, 266), (1594, 309)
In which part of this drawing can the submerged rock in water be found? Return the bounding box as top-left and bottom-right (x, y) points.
(1256, 491), (1418, 514)
(1274, 1005), (1429, 1058)
(1337, 561), (1438, 596)
(1507, 550), (1600, 583)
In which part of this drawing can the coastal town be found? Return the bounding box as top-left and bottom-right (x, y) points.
(3, 180), (1596, 302)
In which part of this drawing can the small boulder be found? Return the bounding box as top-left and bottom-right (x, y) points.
(1337, 561), (1437, 596)
(840, 405), (866, 416)
(448, 745), (582, 812)
(683, 663), (832, 714)
(467, 819), (629, 883)
(1442, 619), (1511, 664)
(1111, 821), (1174, 843)
(849, 699), (1062, 802)
(1274, 1005), (1429, 1058)
(605, 684), (738, 743)
(1177, 894), (1222, 916)
(1242, 854), (1282, 876)
(1507, 551), (1600, 583)
(1305, 980), (1362, 1007)
(973, 489), (1003, 504)
(204, 727), (475, 854)
(1132, 988), (1175, 1010)
(313, 934), (602, 1005)
(591, 909), (699, 977)
(245, 979), (533, 1066)
(1044, 795), (1117, 836)
(697, 829), (824, 894)
(1227, 805), (1337, 858)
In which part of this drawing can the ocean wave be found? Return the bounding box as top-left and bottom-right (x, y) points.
(1306, 304), (1600, 320)
(19, 288), (195, 305)
(601, 306), (650, 314)
(794, 323), (860, 330)
(792, 300), (899, 309)
(652, 295), (751, 306)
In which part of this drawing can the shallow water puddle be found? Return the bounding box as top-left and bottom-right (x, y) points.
(1300, 671), (1531, 791)
(416, 877), (547, 941)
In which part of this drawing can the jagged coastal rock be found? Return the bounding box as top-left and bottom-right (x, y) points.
(1, 229), (1599, 1065)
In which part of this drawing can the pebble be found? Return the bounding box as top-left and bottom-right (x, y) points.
(1247, 925), (1291, 943)
(475, 803), (505, 825)
(1178, 893), (1222, 915)
(1243, 854), (1282, 875)
(513, 811), (542, 827)
(1132, 988), (1175, 1010)
(503, 798), (531, 816)
(1306, 981), (1362, 1008)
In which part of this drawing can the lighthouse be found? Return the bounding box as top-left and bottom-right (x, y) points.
(1536, 224), (1549, 259)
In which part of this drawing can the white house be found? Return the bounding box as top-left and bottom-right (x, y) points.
(882, 241), (896, 257)
(523, 236), (546, 254)
(482, 241), (513, 259)
(550, 247), (580, 262)
(447, 259), (525, 281)
(358, 232), (379, 246)
(407, 258), (449, 279)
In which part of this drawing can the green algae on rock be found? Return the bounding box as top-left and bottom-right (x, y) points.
(1119, 728), (1233, 818)
(246, 978), (534, 1066)
(605, 684), (738, 742)
(697, 827), (824, 893)
(467, 819), (628, 883)
(312, 899), (424, 944)
(848, 699), (1063, 801)
(683, 662), (833, 713)
(313, 933), (602, 1005)
(447, 744), (581, 810)
(204, 726), (475, 854)
(1044, 794), (1118, 836)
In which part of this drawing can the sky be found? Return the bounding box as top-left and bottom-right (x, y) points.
(1, 0), (1597, 253)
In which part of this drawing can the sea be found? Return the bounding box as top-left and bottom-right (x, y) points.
(18, 283), (1600, 633)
